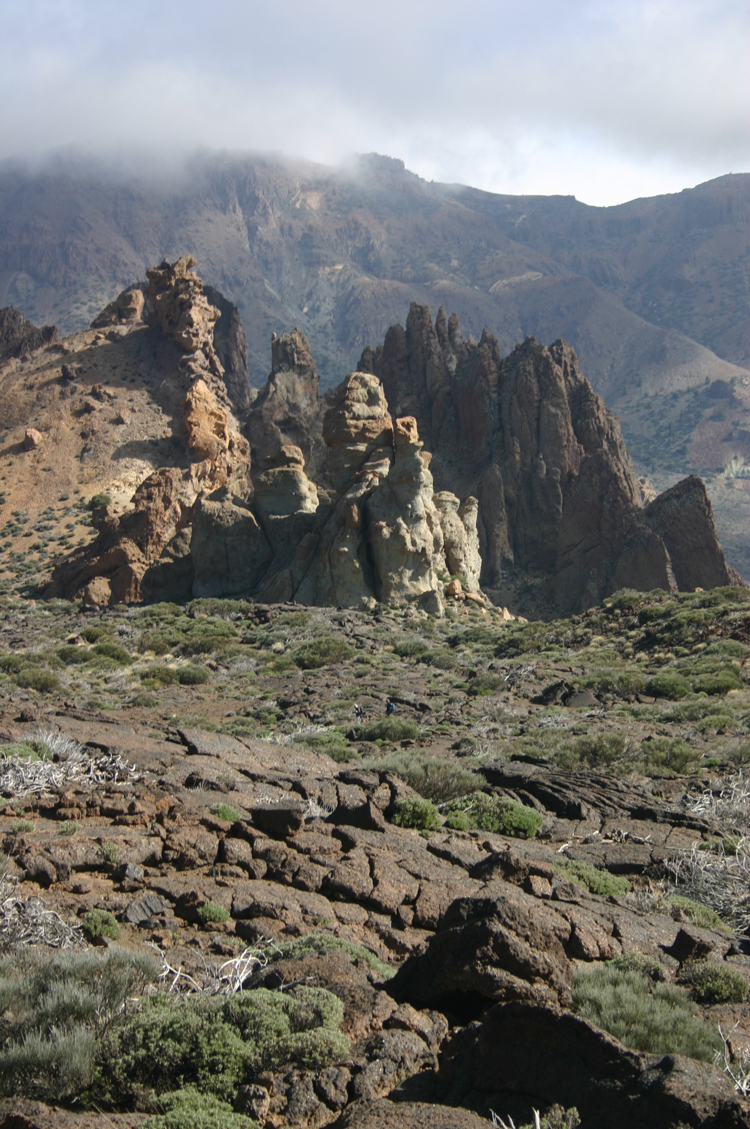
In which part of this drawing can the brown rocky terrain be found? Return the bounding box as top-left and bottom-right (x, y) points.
(1, 585), (750, 1127)
(1, 152), (749, 579)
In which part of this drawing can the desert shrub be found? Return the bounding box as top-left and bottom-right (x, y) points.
(468, 672), (505, 696)
(89, 493), (111, 509)
(390, 797), (441, 832)
(15, 666), (61, 693)
(99, 986), (348, 1105)
(141, 665), (180, 686)
(607, 589), (644, 613)
(668, 895), (727, 931)
(442, 791), (542, 838)
(57, 645), (92, 666)
(179, 665), (210, 685)
(357, 717), (420, 742)
(7, 820), (35, 833)
(80, 626), (114, 643)
(291, 637), (354, 670)
(638, 736), (695, 775)
(0, 741), (47, 762)
(92, 641), (132, 664)
(572, 964), (721, 1060)
(678, 959), (748, 1004)
(0, 947), (157, 1102)
(197, 902), (230, 925)
(143, 1087), (256, 1129)
(58, 820), (80, 836)
(448, 625), (498, 647)
(555, 859), (631, 898)
(515, 1109), (580, 1129)
(82, 909), (121, 942)
(608, 952), (667, 981)
(692, 669), (743, 695)
(645, 672), (690, 700)
(364, 750), (477, 802)
(557, 733), (627, 771)
(393, 639), (430, 658)
(494, 626), (544, 658)
(418, 648), (458, 670)
(301, 729), (359, 763)
(271, 933), (394, 980)
(209, 803), (240, 823)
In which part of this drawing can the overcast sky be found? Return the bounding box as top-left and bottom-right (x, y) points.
(1, 0), (748, 206)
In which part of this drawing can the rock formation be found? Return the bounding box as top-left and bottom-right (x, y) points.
(46, 264), (740, 614)
(360, 304), (741, 612)
(0, 306), (57, 362)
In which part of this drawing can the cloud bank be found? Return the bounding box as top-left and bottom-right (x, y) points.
(1, 0), (748, 204)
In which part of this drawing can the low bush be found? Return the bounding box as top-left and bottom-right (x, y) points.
(555, 859), (631, 898)
(679, 959), (748, 1004)
(363, 750), (477, 802)
(82, 909), (121, 942)
(357, 717), (419, 742)
(0, 741), (46, 762)
(98, 986), (348, 1105)
(390, 797), (441, 832)
(92, 641), (132, 665)
(58, 820), (80, 836)
(143, 1087), (256, 1129)
(418, 648), (458, 670)
(15, 666), (61, 694)
(300, 729), (359, 763)
(291, 638), (354, 670)
(141, 666), (180, 686)
(179, 665), (210, 685)
(0, 947), (157, 1102)
(80, 626), (113, 643)
(442, 791), (542, 838)
(692, 669), (743, 695)
(572, 963), (722, 1060)
(57, 645), (92, 666)
(393, 639), (430, 658)
(89, 493), (111, 509)
(638, 736), (695, 775)
(209, 803), (240, 823)
(197, 902), (230, 925)
(556, 733), (627, 771)
(271, 933), (394, 980)
(645, 672), (690, 700)
(467, 672), (505, 696)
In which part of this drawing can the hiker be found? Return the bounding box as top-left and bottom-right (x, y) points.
(386, 700), (396, 716)
(354, 703), (364, 722)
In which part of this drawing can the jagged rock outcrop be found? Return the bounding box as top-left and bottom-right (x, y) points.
(47, 259), (251, 605)
(0, 306), (57, 362)
(360, 304), (741, 612)
(246, 328), (328, 482)
(203, 283), (253, 412)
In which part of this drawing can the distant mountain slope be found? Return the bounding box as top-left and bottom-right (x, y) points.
(1, 151), (749, 576)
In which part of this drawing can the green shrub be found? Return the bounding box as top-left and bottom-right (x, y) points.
(561, 733), (627, 770)
(364, 750), (477, 802)
(92, 641), (132, 665)
(197, 902), (230, 925)
(393, 639), (429, 658)
(0, 947), (157, 1102)
(7, 820), (34, 833)
(291, 637), (354, 670)
(572, 963), (722, 1060)
(57, 645), (92, 666)
(390, 797), (441, 832)
(15, 666), (61, 693)
(58, 820), (80, 836)
(143, 1087), (257, 1129)
(442, 791), (542, 838)
(80, 626), (113, 643)
(271, 933), (394, 980)
(82, 909), (121, 942)
(418, 648), (458, 670)
(645, 672), (690, 700)
(89, 494), (111, 509)
(209, 803), (240, 823)
(179, 665), (210, 685)
(98, 986), (348, 1105)
(608, 952), (667, 981)
(668, 895), (727, 931)
(692, 669), (743, 695)
(141, 665), (180, 686)
(555, 859), (631, 898)
(468, 672), (505, 696)
(357, 717), (419, 742)
(638, 736), (695, 775)
(678, 959), (748, 1004)
(301, 729), (359, 763)
(0, 742), (45, 762)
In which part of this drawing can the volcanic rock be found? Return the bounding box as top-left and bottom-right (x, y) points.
(0, 306), (57, 362)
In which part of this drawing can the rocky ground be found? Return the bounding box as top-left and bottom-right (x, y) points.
(2, 587), (750, 1125)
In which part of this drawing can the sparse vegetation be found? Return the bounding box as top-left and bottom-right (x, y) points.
(678, 959), (748, 1004)
(554, 859), (631, 898)
(209, 803), (240, 823)
(442, 791), (543, 838)
(390, 797), (441, 832)
(82, 909), (121, 941)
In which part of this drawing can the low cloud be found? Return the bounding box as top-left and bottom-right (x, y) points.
(1, 0), (747, 204)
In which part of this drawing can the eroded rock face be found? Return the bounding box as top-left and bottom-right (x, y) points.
(360, 306), (740, 611)
(0, 306), (57, 362)
(323, 372), (394, 494)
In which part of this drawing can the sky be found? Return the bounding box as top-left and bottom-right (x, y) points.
(1, 0), (748, 206)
